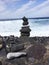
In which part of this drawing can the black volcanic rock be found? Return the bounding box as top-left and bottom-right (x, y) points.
(5, 43), (24, 53)
(22, 16), (28, 25)
(0, 61), (2, 65)
(10, 44), (24, 52)
(20, 17), (31, 37)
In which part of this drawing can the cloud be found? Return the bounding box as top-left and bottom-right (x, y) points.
(0, 0), (20, 15)
(14, 0), (49, 17)
(0, 0), (49, 18)
(20, 0), (48, 17)
(7, 0), (49, 18)
(16, 0), (35, 13)
(0, 0), (36, 19)
(0, 1), (6, 12)
(0, 0), (20, 3)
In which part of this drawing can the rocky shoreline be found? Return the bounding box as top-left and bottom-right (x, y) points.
(0, 17), (49, 65)
(0, 35), (49, 65)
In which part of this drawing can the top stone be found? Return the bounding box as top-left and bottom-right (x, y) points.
(22, 16), (29, 25)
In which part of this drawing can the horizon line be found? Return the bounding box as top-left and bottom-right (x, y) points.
(0, 17), (49, 21)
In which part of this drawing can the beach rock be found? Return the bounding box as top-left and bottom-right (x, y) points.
(10, 44), (24, 52)
(6, 44), (24, 53)
(7, 52), (27, 59)
(0, 61), (2, 65)
(27, 44), (47, 60)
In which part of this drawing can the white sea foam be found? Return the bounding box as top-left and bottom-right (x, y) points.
(0, 19), (49, 37)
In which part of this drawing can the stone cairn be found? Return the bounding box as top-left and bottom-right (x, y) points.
(20, 16), (31, 37)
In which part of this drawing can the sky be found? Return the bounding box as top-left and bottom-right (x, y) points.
(0, 0), (49, 37)
(0, 0), (49, 18)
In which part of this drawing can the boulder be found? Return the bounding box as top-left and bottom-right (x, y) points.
(27, 44), (47, 60)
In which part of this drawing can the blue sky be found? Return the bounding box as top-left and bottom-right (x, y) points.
(0, 0), (49, 19)
(0, 0), (49, 37)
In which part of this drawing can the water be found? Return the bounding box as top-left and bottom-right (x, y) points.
(29, 19), (49, 37)
(0, 19), (49, 37)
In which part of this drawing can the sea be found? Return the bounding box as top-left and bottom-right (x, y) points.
(0, 18), (49, 37)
